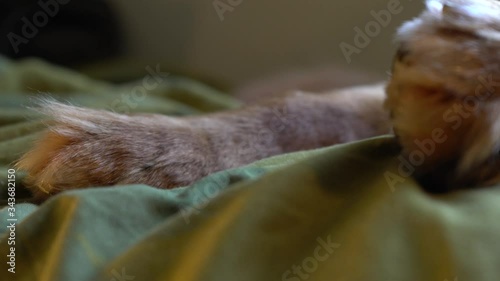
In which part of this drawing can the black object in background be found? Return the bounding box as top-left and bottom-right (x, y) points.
(0, 0), (123, 66)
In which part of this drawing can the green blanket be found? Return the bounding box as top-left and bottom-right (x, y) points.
(1, 57), (500, 281)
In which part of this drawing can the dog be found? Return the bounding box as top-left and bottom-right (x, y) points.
(16, 0), (500, 201)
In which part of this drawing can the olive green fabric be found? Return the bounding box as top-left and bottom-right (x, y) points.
(1, 58), (500, 281)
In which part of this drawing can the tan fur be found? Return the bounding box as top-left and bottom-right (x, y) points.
(16, 85), (390, 201)
(16, 0), (500, 199)
(387, 0), (500, 190)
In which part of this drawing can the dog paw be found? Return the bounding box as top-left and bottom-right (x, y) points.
(16, 101), (216, 201)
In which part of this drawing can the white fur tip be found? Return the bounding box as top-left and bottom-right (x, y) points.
(397, 0), (500, 43)
(441, 0), (500, 25)
(426, 0), (444, 13)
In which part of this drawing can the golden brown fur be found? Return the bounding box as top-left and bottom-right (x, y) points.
(386, 0), (500, 190)
(17, 85), (390, 201)
(16, 0), (500, 200)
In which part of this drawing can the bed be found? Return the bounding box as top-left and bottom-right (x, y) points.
(1, 56), (499, 281)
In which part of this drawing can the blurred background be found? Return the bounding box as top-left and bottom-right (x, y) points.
(0, 0), (425, 99)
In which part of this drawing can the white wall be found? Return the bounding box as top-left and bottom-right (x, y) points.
(108, 0), (424, 85)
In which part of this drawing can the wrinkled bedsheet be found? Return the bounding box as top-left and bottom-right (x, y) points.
(1, 57), (499, 281)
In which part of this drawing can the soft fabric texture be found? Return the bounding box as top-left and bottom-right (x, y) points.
(1, 57), (500, 281)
